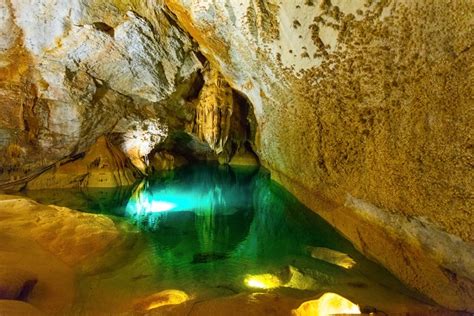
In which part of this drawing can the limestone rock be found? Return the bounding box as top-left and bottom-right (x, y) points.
(165, 0), (474, 310)
(26, 136), (139, 189)
(0, 300), (45, 316)
(150, 151), (188, 172)
(229, 148), (259, 166)
(0, 0), (201, 184)
(114, 118), (169, 173)
(292, 293), (360, 316)
(134, 290), (189, 312)
(0, 195), (122, 267)
(0, 267), (37, 300)
(194, 67), (234, 156)
(191, 67), (256, 163)
(0, 194), (137, 313)
(307, 247), (356, 269)
(152, 293), (304, 316)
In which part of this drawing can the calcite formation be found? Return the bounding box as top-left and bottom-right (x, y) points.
(0, 0), (201, 184)
(165, 0), (474, 311)
(194, 67), (234, 159)
(0, 0), (472, 312)
(26, 136), (139, 189)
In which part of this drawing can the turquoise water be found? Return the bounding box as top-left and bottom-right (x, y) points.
(25, 164), (432, 312)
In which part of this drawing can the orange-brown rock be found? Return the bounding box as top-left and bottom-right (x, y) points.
(165, 0), (474, 311)
(194, 67), (234, 158)
(26, 136), (140, 189)
(0, 195), (137, 314)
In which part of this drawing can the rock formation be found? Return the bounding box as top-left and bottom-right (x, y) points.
(0, 0), (201, 185)
(0, 195), (139, 314)
(0, 0), (472, 312)
(26, 136), (140, 189)
(164, 0), (474, 311)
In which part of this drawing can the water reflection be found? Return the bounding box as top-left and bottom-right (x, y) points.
(24, 163), (429, 310)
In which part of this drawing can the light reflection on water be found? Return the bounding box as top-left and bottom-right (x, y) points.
(24, 163), (429, 310)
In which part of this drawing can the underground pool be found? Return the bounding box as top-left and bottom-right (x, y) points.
(24, 163), (445, 314)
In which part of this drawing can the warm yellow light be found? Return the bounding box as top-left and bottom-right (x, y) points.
(293, 292), (360, 316)
(134, 290), (190, 312)
(244, 274), (282, 289)
(307, 247), (357, 269)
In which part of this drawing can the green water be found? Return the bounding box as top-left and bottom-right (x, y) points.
(25, 163), (433, 313)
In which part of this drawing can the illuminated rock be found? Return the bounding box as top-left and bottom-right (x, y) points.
(307, 247), (356, 269)
(26, 136), (139, 189)
(149, 151), (188, 172)
(119, 119), (169, 173)
(0, 300), (45, 316)
(244, 274), (282, 290)
(164, 0), (474, 311)
(194, 67), (234, 158)
(293, 293), (360, 316)
(165, 293), (302, 316)
(0, 0), (201, 184)
(0, 195), (139, 313)
(134, 289), (189, 311)
(0, 195), (126, 268)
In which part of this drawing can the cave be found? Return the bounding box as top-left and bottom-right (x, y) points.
(0, 1), (472, 315)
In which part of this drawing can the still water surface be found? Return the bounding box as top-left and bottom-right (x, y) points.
(26, 164), (432, 313)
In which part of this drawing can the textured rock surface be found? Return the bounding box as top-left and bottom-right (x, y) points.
(26, 136), (139, 189)
(0, 195), (139, 314)
(0, 0), (472, 312)
(164, 0), (474, 311)
(0, 300), (45, 316)
(194, 67), (234, 158)
(0, 0), (201, 184)
(0, 195), (124, 267)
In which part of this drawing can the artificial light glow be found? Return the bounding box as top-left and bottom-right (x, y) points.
(244, 274), (282, 289)
(292, 292), (360, 316)
(134, 290), (190, 312)
(151, 201), (176, 212)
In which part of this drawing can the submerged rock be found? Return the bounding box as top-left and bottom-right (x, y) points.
(307, 246), (356, 269)
(134, 289), (189, 312)
(192, 252), (229, 264)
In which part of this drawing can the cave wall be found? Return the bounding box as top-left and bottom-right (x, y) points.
(0, 0), (473, 311)
(0, 0), (202, 184)
(164, 0), (474, 311)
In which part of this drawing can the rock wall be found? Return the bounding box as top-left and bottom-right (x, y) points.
(164, 0), (474, 311)
(26, 136), (140, 189)
(0, 0), (472, 311)
(0, 0), (202, 184)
